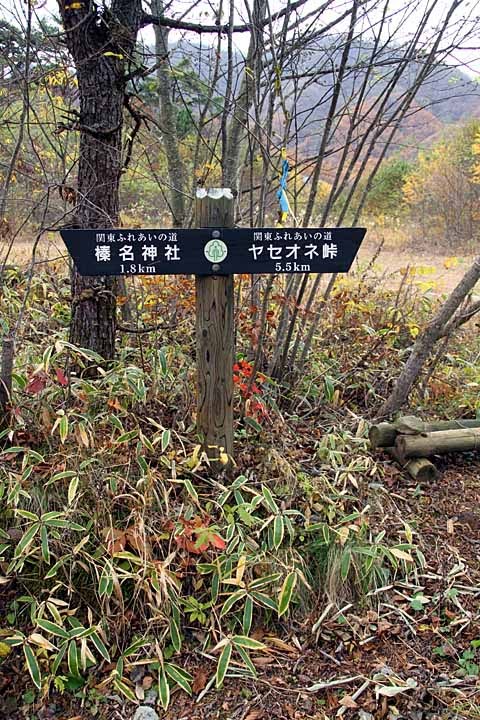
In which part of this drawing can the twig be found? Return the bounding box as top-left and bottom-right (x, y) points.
(381, 602), (417, 635)
(307, 675), (364, 692)
(312, 602), (334, 637)
(319, 649), (342, 667)
(117, 322), (176, 334)
(336, 679), (371, 717)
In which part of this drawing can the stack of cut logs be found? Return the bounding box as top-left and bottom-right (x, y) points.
(369, 416), (480, 481)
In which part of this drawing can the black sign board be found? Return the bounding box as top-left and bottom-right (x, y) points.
(60, 227), (366, 277)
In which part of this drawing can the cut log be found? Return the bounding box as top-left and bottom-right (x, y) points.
(386, 447), (438, 483)
(370, 417), (480, 449)
(370, 422), (397, 449)
(405, 457), (439, 483)
(395, 428), (480, 462)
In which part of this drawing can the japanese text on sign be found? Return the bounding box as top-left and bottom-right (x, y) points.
(94, 231), (181, 268)
(60, 227), (366, 276)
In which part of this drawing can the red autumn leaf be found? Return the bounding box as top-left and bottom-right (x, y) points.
(175, 535), (202, 554)
(25, 371), (48, 395)
(175, 526), (225, 554)
(195, 541), (210, 552)
(193, 527), (226, 552)
(210, 533), (226, 550)
(55, 367), (68, 387)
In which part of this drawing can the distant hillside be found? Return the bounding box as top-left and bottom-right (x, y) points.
(287, 42), (480, 157)
(169, 39), (480, 160)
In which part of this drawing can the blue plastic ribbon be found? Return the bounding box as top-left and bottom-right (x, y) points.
(277, 158), (289, 220)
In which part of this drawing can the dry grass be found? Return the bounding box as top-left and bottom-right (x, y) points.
(357, 237), (478, 296)
(1, 232), (66, 265)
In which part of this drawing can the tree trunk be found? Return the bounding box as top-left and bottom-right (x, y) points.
(223, 0), (266, 190)
(378, 255), (480, 419)
(0, 336), (14, 427)
(57, 0), (143, 359)
(152, 0), (187, 226)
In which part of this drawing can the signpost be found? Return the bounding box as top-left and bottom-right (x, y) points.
(61, 188), (366, 469)
(60, 226), (365, 277)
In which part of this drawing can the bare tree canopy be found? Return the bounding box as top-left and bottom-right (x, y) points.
(0, 0), (479, 386)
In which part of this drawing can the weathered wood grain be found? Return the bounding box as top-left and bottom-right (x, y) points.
(195, 190), (234, 469)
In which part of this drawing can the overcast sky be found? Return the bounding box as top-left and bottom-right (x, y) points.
(1, 0), (479, 76)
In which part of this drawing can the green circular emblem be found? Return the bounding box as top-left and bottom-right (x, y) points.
(204, 239), (228, 263)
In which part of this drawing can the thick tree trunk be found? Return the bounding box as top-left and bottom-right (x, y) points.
(57, 0), (143, 358)
(378, 255), (480, 419)
(69, 69), (123, 356)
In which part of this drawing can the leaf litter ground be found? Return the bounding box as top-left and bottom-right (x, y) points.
(1, 454), (478, 720)
(1, 260), (479, 719)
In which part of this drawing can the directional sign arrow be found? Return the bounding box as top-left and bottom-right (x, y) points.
(60, 227), (366, 277)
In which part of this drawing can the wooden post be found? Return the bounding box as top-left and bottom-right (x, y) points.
(195, 189), (234, 469)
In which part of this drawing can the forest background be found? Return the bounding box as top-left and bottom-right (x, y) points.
(1, 1), (480, 718)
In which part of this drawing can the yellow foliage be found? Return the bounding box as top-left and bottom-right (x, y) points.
(472, 130), (480, 184)
(399, 265), (436, 277)
(317, 180), (332, 201)
(0, 642), (11, 659)
(443, 256), (459, 269)
(46, 69), (77, 87)
(402, 150), (431, 207)
(416, 280), (437, 293)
